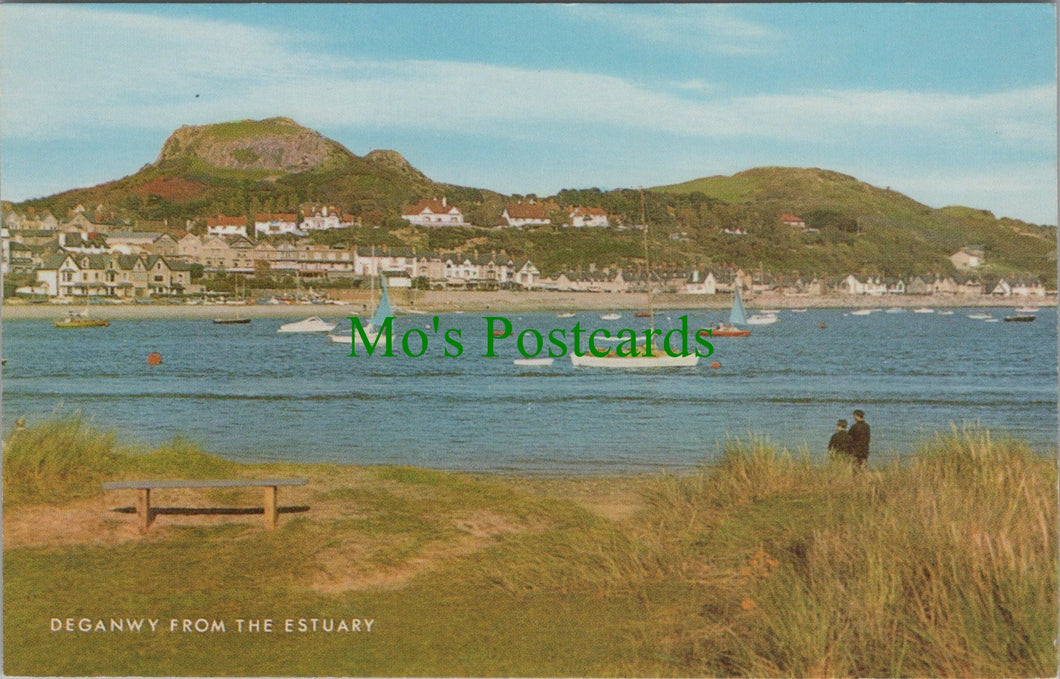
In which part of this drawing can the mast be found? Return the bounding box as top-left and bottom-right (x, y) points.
(640, 188), (654, 334)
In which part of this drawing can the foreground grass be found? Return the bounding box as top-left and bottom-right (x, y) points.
(3, 418), (1056, 676)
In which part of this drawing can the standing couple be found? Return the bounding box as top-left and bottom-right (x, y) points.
(828, 409), (870, 465)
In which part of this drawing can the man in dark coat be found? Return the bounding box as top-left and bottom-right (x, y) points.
(828, 419), (852, 460)
(849, 409), (870, 465)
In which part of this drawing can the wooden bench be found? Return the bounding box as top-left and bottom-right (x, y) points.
(101, 478), (308, 533)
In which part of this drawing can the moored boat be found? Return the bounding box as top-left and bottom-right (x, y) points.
(600, 312), (621, 321)
(514, 358), (554, 367)
(278, 316), (336, 333)
(1003, 314), (1036, 322)
(54, 310), (109, 328)
(213, 317), (251, 325)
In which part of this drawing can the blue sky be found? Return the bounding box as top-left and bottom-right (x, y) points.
(2, 4), (1056, 224)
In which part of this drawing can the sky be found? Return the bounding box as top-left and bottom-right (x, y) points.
(1, 3), (1056, 225)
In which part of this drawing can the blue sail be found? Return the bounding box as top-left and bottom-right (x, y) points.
(368, 278), (393, 330)
(729, 284), (747, 326)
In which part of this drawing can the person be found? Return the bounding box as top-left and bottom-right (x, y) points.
(828, 419), (852, 460)
(848, 409), (870, 466)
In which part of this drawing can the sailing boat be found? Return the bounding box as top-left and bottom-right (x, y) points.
(571, 192), (699, 368)
(705, 284), (751, 337)
(328, 276), (392, 345)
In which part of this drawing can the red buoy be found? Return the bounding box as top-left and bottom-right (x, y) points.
(711, 361), (721, 369)
(147, 352), (162, 365)
(819, 323), (826, 329)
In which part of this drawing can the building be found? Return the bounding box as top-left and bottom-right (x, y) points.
(254, 213), (302, 237)
(780, 212), (806, 229)
(206, 216), (248, 238)
(299, 205), (354, 231)
(34, 252), (193, 298)
(401, 198), (466, 227)
(568, 207), (609, 228)
(501, 202), (556, 228)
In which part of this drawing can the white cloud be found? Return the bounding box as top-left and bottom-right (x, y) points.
(2, 5), (1055, 223)
(560, 5), (783, 56)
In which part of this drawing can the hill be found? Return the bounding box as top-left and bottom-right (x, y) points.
(650, 167), (1056, 283)
(7, 121), (1055, 283)
(16, 117), (504, 228)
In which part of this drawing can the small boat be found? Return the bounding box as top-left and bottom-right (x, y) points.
(701, 325), (750, 338)
(937, 309), (954, 315)
(1015, 306), (1040, 313)
(790, 308), (808, 313)
(634, 311), (654, 318)
(514, 358), (554, 367)
(967, 312), (993, 320)
(912, 307), (935, 314)
(706, 285), (752, 337)
(1003, 314), (1036, 322)
(54, 309), (109, 328)
(850, 309), (873, 316)
(600, 312), (621, 321)
(329, 279), (392, 346)
(278, 316), (337, 333)
(745, 313), (779, 326)
(983, 318), (1000, 323)
(571, 351), (698, 368)
(556, 312), (576, 318)
(213, 317), (251, 325)
(885, 307), (906, 314)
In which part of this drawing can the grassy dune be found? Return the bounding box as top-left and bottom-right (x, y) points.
(3, 416), (1056, 676)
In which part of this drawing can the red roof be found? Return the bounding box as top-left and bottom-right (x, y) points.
(570, 207), (608, 217)
(207, 216), (246, 227)
(505, 203), (550, 220)
(254, 213), (298, 222)
(402, 199), (459, 216)
(780, 212), (805, 224)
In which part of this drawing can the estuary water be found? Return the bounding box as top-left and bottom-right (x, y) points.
(2, 307), (1056, 473)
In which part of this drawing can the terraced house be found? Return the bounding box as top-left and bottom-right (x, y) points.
(35, 252), (194, 299)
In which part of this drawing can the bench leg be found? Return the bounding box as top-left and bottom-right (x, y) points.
(264, 486), (278, 529)
(136, 488), (154, 533)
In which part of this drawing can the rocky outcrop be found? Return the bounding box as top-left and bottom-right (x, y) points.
(155, 117), (351, 172)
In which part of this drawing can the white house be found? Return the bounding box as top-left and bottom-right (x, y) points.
(569, 207), (609, 228)
(949, 247), (983, 271)
(682, 270), (717, 295)
(401, 198), (466, 227)
(254, 213), (303, 237)
(300, 205), (353, 231)
(501, 202), (555, 228)
(206, 216), (248, 238)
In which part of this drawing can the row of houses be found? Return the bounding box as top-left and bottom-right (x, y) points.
(401, 198), (611, 228)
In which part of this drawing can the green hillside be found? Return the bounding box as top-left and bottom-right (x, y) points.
(8, 122), (1055, 285)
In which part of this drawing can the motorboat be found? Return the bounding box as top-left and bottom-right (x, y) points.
(600, 312), (621, 321)
(277, 316), (336, 333)
(745, 313), (779, 326)
(213, 317), (251, 325)
(514, 358), (554, 367)
(1003, 313), (1036, 322)
(54, 309), (108, 328)
(556, 312), (576, 318)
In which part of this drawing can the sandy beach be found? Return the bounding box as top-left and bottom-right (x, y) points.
(2, 290), (1053, 320)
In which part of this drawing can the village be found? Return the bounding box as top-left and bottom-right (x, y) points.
(1, 198), (1051, 303)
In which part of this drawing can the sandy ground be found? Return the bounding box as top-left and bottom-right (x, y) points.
(3, 290), (1052, 320)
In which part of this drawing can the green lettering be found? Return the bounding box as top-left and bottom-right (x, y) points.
(588, 329), (612, 357)
(350, 317), (393, 357)
(483, 316), (512, 357)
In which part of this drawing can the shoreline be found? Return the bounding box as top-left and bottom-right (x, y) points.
(2, 290), (1055, 320)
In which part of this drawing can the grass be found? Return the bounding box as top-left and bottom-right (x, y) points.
(3, 418), (1057, 676)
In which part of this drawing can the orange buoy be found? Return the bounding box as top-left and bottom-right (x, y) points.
(819, 323), (826, 329)
(147, 352), (162, 365)
(710, 361), (721, 369)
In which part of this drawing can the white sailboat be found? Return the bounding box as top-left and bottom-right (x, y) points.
(328, 277), (392, 345)
(571, 192), (699, 368)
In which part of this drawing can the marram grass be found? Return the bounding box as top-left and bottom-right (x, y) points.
(3, 418), (1056, 677)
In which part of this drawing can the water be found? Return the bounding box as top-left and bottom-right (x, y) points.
(2, 307), (1056, 473)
